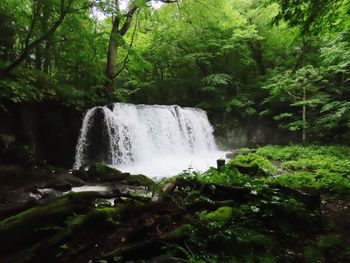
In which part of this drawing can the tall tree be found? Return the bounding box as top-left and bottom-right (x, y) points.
(104, 0), (176, 90)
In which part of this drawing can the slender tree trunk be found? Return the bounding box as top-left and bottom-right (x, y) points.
(35, 44), (42, 70)
(301, 36), (307, 143)
(43, 37), (52, 74)
(249, 41), (265, 75)
(302, 85), (306, 143)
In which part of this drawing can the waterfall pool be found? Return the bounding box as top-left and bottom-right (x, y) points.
(113, 150), (226, 179)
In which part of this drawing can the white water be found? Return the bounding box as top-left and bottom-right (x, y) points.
(74, 103), (224, 178)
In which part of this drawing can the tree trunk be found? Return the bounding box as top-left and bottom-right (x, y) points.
(302, 85), (306, 143)
(43, 37), (52, 74)
(35, 43), (42, 70)
(105, 1), (137, 91)
(105, 16), (120, 90)
(249, 41), (265, 75)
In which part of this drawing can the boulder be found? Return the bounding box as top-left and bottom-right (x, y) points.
(121, 174), (155, 188)
(87, 163), (125, 181)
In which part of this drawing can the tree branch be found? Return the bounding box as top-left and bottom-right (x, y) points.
(1, 0), (94, 75)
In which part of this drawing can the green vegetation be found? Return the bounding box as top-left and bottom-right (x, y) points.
(0, 145), (350, 262)
(190, 145), (350, 194)
(0, 0), (349, 144)
(171, 145), (350, 262)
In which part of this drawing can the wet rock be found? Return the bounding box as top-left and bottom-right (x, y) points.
(121, 174), (155, 188)
(162, 182), (176, 195)
(87, 163), (126, 181)
(41, 172), (84, 191)
(45, 181), (72, 192)
(37, 188), (62, 198)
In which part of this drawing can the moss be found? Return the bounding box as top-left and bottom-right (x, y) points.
(200, 206), (233, 226)
(0, 197), (76, 250)
(160, 224), (192, 241)
(121, 174), (155, 188)
(18, 206), (128, 262)
(0, 191), (115, 250)
(229, 153), (276, 177)
(87, 163), (123, 178)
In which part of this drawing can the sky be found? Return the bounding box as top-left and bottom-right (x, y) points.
(93, 0), (163, 20)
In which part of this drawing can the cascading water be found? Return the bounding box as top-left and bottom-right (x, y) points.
(74, 103), (224, 178)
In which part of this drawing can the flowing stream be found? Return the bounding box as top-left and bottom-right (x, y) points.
(74, 103), (224, 178)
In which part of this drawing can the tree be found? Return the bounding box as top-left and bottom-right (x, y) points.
(262, 66), (325, 142)
(274, 0), (350, 34)
(0, 0), (95, 75)
(103, 0), (177, 90)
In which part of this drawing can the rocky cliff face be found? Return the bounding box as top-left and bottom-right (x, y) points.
(0, 100), (82, 168)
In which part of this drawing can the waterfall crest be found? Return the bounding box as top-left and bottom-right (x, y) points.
(73, 103), (220, 177)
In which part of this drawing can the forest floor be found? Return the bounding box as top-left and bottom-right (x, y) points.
(0, 145), (350, 262)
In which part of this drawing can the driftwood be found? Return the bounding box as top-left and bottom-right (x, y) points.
(0, 198), (39, 220)
(0, 190), (152, 253)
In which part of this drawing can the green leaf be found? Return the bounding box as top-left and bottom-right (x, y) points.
(134, 0), (147, 8)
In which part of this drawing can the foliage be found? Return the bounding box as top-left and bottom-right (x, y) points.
(229, 153), (277, 175)
(258, 145), (350, 194)
(174, 145), (350, 262)
(0, 0), (349, 143)
(274, 0), (350, 34)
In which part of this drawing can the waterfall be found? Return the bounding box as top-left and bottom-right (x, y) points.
(73, 103), (222, 177)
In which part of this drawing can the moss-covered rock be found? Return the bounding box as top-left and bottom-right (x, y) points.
(87, 163), (124, 180)
(229, 153), (276, 177)
(0, 196), (81, 250)
(160, 224), (192, 242)
(0, 191), (113, 251)
(200, 206), (233, 226)
(121, 174), (155, 188)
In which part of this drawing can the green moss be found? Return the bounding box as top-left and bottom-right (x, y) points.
(160, 224), (192, 241)
(0, 191), (124, 250)
(121, 174), (155, 187)
(0, 197), (76, 249)
(88, 163), (123, 178)
(18, 206), (128, 262)
(229, 153), (277, 177)
(200, 206), (233, 226)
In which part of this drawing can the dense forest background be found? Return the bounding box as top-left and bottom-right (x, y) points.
(0, 0), (350, 163)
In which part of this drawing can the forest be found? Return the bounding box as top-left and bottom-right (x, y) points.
(0, 0), (350, 262)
